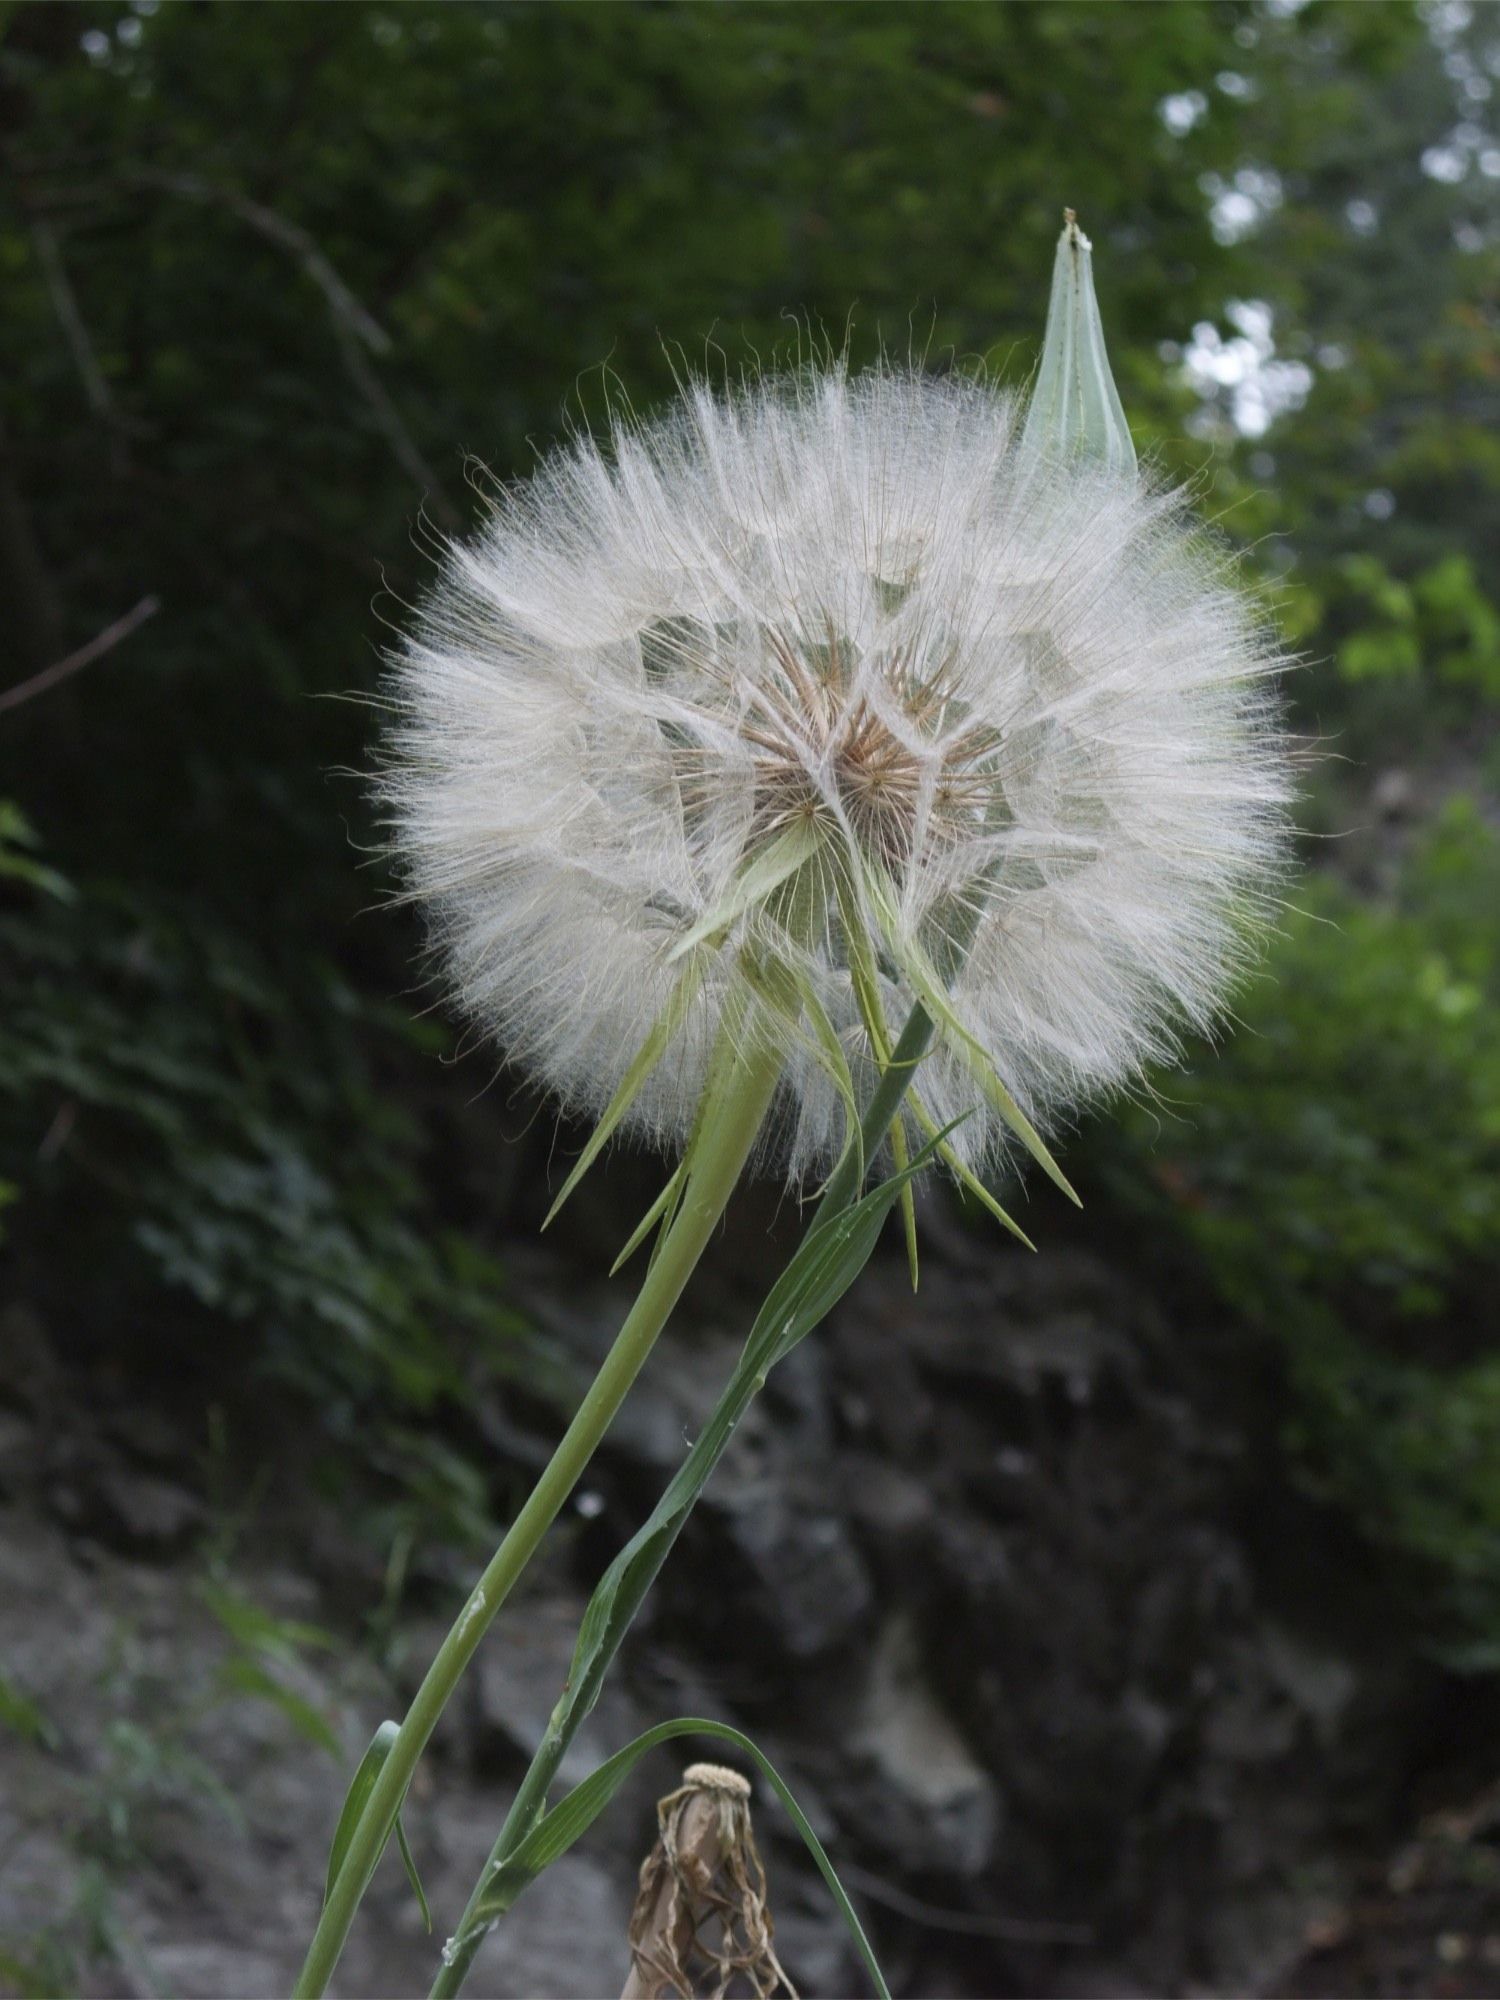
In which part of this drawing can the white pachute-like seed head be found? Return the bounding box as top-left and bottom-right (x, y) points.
(377, 363), (1291, 1183)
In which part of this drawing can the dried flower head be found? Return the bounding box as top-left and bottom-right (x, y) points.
(377, 359), (1289, 1190)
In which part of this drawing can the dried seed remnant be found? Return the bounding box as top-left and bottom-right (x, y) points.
(622, 1763), (794, 2000)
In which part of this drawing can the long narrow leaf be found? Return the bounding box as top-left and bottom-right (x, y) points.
(324, 1723), (400, 1907)
(743, 950), (860, 1133)
(610, 1163), (684, 1275)
(862, 865), (1079, 1205)
(664, 819), (823, 964)
(642, 984), (758, 1274)
(833, 864), (922, 1267)
(453, 1716), (890, 2000)
(887, 1111), (919, 1289)
(544, 954), (706, 1228)
(789, 963), (866, 1195)
(323, 1722), (430, 1932)
(395, 1817), (432, 1935)
(906, 1087), (1036, 1251)
(528, 1134), (952, 1791)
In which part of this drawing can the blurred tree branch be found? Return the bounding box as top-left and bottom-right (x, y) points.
(19, 165), (464, 531)
(125, 170), (462, 530)
(28, 216), (146, 476)
(0, 594), (159, 716)
(22, 165), (444, 518)
(0, 414), (64, 673)
(130, 170), (391, 351)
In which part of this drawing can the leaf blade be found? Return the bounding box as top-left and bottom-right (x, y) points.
(395, 1815), (432, 1935)
(323, 1721), (400, 1908)
(538, 1132), (954, 1784)
(543, 955), (705, 1228)
(862, 866), (1079, 1205)
(664, 819), (824, 964)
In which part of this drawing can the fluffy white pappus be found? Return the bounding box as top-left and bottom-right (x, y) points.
(376, 365), (1292, 1182)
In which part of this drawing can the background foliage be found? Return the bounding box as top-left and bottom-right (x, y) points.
(2, 0), (1498, 1675)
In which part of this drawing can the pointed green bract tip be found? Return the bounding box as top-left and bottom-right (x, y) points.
(1021, 208), (1138, 479)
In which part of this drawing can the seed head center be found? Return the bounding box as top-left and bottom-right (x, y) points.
(739, 628), (1000, 871)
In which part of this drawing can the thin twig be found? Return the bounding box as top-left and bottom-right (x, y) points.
(0, 594), (159, 716)
(30, 217), (117, 424)
(0, 413), (66, 668)
(131, 169), (391, 351)
(329, 312), (462, 524)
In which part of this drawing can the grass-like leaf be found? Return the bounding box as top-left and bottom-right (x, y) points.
(905, 1085), (1035, 1250)
(322, 1719), (427, 1930)
(395, 1816), (432, 1934)
(739, 946), (864, 1187)
(480, 1133), (949, 1899)
(862, 863), (1080, 1205)
(833, 866), (922, 1271)
(663, 819), (824, 964)
(609, 1162), (685, 1275)
(543, 954), (706, 1228)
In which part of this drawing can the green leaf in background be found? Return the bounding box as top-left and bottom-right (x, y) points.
(1099, 806), (1500, 1641)
(454, 1715), (890, 2000)
(199, 1578), (337, 1663)
(0, 801), (75, 904)
(216, 1657), (340, 1759)
(0, 1669), (59, 1751)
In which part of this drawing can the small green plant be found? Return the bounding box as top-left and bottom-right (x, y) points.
(0, 801), (74, 904)
(0, 890), (534, 1418)
(0, 1669), (58, 1751)
(0, 1573), (345, 1995)
(200, 1577), (344, 1759)
(0, 1866), (136, 2000)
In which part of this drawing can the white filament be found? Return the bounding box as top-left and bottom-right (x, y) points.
(377, 366), (1290, 1181)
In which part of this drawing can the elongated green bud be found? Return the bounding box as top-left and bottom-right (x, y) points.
(1022, 209), (1137, 477)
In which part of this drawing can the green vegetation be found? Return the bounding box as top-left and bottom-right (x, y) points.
(1100, 804), (1500, 1639)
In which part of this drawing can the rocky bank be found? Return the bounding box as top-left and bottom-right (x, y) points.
(1, 1194), (1492, 1997)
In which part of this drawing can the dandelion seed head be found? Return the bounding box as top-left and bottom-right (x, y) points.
(377, 365), (1291, 1180)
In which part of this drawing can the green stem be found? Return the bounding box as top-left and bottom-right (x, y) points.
(429, 1001), (934, 1998)
(821, 1002), (933, 1214)
(293, 1032), (783, 2000)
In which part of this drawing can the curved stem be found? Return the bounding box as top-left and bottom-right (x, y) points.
(429, 1003), (935, 1999)
(293, 1034), (783, 2000)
